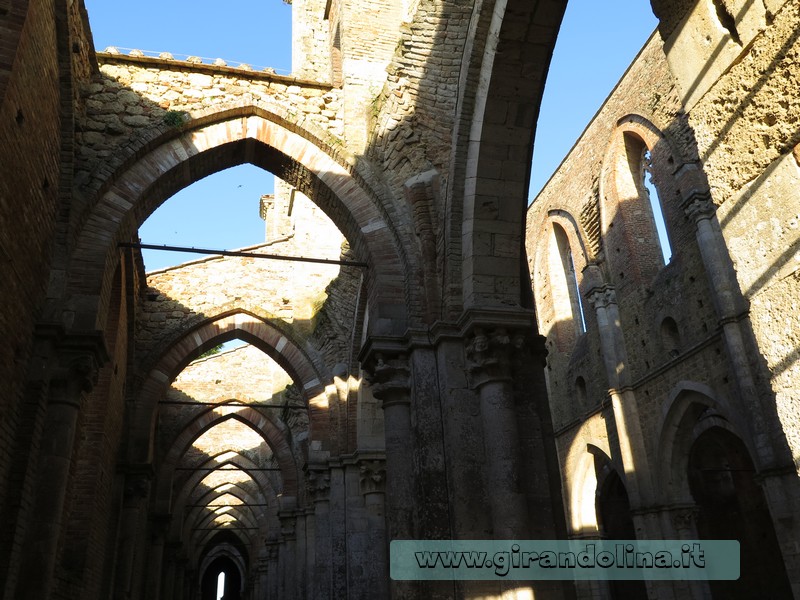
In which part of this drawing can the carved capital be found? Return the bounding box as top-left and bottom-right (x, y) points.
(359, 459), (386, 495)
(265, 541), (280, 561)
(465, 327), (525, 388)
(363, 352), (410, 406)
(306, 469), (331, 503)
(587, 285), (617, 310)
(683, 191), (716, 223)
(668, 504), (700, 534)
(278, 511), (296, 540)
(121, 464), (153, 501)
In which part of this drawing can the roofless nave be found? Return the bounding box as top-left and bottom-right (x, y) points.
(0, 0), (798, 599)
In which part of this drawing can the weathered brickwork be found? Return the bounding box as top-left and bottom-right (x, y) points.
(528, 6), (800, 596)
(3, 0), (800, 598)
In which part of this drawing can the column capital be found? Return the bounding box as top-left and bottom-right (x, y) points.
(359, 337), (411, 405)
(465, 326), (525, 388)
(683, 191), (716, 223)
(458, 308), (538, 389)
(586, 285), (617, 309)
(358, 458), (386, 495)
(664, 503), (701, 533)
(265, 541), (280, 561)
(278, 511), (296, 540)
(306, 468), (331, 503)
(120, 463), (154, 500)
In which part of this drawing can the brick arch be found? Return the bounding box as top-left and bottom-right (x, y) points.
(156, 408), (301, 512)
(530, 210), (592, 352)
(188, 481), (269, 539)
(454, 0), (568, 310)
(135, 304), (328, 383)
(130, 310), (330, 465)
(67, 105), (409, 335)
(171, 454), (281, 543)
(598, 114), (686, 282)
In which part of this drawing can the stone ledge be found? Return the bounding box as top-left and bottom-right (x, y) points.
(96, 52), (334, 90)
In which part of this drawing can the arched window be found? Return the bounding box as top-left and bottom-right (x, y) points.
(612, 131), (674, 277)
(549, 223), (586, 338)
(642, 149), (672, 264)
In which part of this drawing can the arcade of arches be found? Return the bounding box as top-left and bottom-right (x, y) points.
(1, 0), (799, 599)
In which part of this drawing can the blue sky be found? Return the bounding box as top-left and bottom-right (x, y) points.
(84, 0), (657, 272)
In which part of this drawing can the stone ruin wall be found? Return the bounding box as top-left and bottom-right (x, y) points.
(74, 54), (345, 195)
(134, 185), (361, 385)
(675, 0), (800, 466)
(526, 31), (747, 493)
(530, 0), (800, 483)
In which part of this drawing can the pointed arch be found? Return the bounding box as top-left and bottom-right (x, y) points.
(156, 407), (301, 511)
(65, 105), (410, 335)
(130, 310), (332, 464)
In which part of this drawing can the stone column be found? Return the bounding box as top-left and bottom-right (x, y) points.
(14, 335), (107, 600)
(294, 508), (307, 600)
(145, 513), (169, 600)
(114, 466), (153, 599)
(173, 554), (187, 600)
(265, 541), (280, 600)
(586, 286), (655, 512)
(328, 463), (347, 599)
(304, 507), (316, 600)
(360, 349), (414, 541)
(464, 326), (530, 539)
(308, 468), (332, 600)
(686, 192), (800, 587)
(359, 458), (389, 600)
(161, 541), (181, 600)
(661, 504), (712, 600)
(278, 509), (296, 600)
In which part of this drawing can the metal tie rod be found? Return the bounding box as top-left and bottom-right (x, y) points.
(119, 242), (369, 268)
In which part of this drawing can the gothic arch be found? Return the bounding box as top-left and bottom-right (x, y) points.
(65, 105), (411, 336)
(599, 114), (684, 283)
(129, 310), (331, 465)
(155, 408), (301, 511)
(530, 210), (590, 351)
(564, 424), (615, 534)
(453, 0), (568, 309)
(655, 381), (745, 503)
(177, 455), (279, 540)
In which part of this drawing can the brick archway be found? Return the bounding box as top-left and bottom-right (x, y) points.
(157, 408), (300, 511)
(66, 106), (409, 335)
(130, 310), (332, 466)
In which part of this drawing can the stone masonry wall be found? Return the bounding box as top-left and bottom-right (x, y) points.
(134, 189), (359, 380)
(74, 54), (344, 195)
(526, 33), (730, 476)
(681, 0), (800, 468)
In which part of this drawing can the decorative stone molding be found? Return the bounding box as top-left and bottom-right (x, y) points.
(265, 541), (280, 561)
(465, 327), (526, 388)
(586, 285), (617, 310)
(278, 511), (297, 540)
(120, 464), (154, 501)
(359, 336), (411, 406)
(666, 504), (700, 535)
(683, 191), (716, 223)
(358, 459), (387, 495)
(306, 469), (331, 503)
(458, 308), (539, 390)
